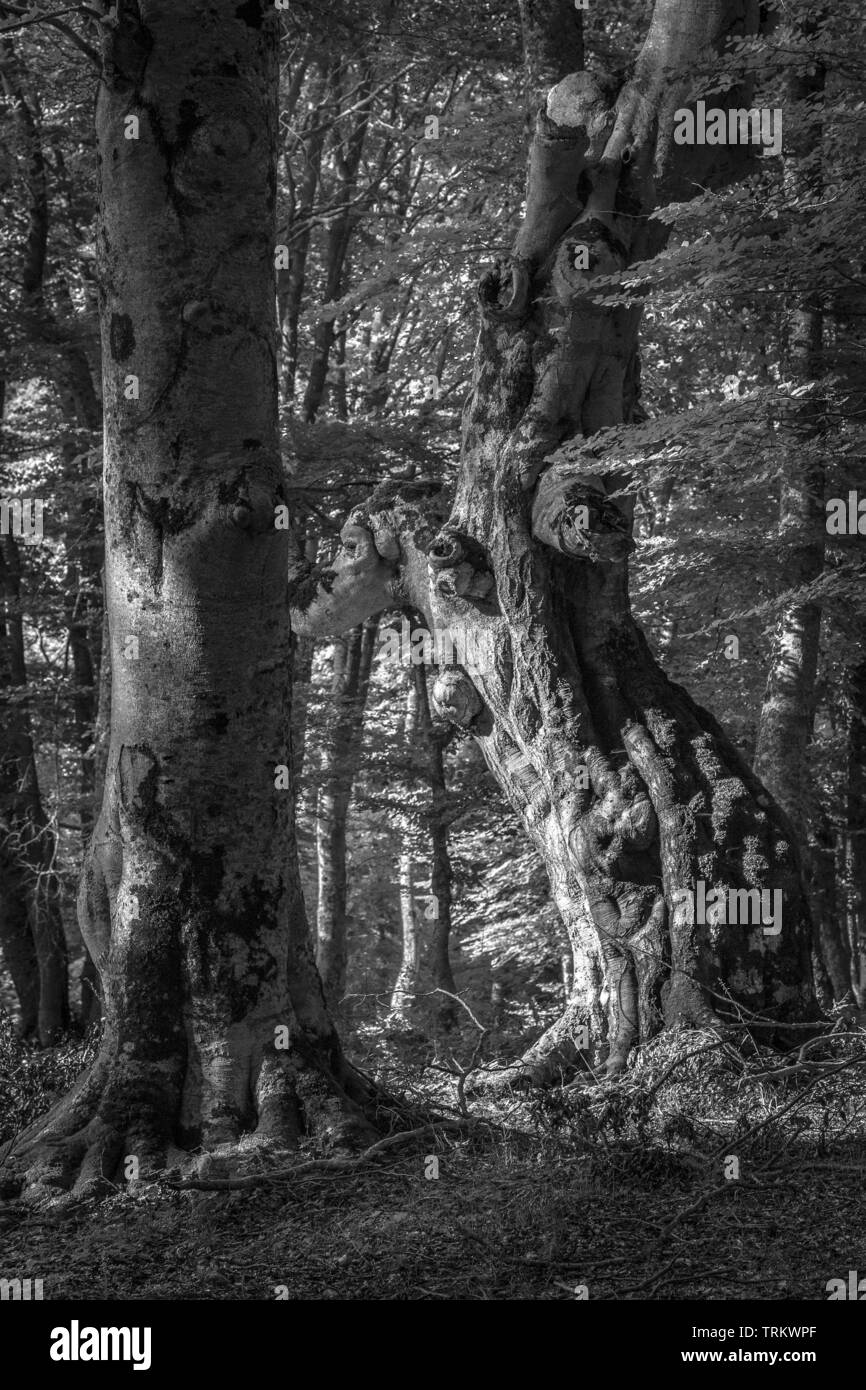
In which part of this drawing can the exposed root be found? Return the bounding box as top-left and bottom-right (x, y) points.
(467, 1000), (598, 1096)
(163, 1120), (472, 1192)
(0, 1037), (384, 1206)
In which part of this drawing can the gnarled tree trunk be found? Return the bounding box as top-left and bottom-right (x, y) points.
(292, 0), (820, 1088)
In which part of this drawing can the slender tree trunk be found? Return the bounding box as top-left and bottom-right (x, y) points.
(330, 325), (349, 420)
(301, 64), (372, 422)
(414, 664), (457, 1031)
(842, 657), (866, 1006)
(753, 47), (826, 842)
(278, 63), (329, 407)
(0, 876), (40, 1037)
(752, 305), (826, 996)
(2, 31), (105, 1029)
(387, 663), (457, 1031)
(811, 808), (849, 1003)
(752, 37), (837, 1005)
(9, 0), (373, 1199)
(0, 31), (47, 302)
(0, 536), (70, 1045)
(0, 372), (40, 1037)
(289, 537), (318, 787)
(316, 618), (378, 1008)
(389, 674), (421, 1020)
(290, 633), (316, 787)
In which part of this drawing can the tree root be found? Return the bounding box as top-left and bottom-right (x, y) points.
(467, 1000), (600, 1096)
(161, 1119), (472, 1192)
(0, 1038), (385, 1205)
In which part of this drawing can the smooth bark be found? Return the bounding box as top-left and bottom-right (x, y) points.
(10, 0), (372, 1197)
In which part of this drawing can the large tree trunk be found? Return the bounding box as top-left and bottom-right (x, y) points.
(8, 0), (372, 1199)
(292, 0), (820, 1087)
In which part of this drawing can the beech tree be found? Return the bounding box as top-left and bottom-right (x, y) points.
(4, 0), (845, 1203)
(10, 0), (372, 1198)
(292, 0), (823, 1087)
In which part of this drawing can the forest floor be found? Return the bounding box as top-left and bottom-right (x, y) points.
(1, 1020), (865, 1301)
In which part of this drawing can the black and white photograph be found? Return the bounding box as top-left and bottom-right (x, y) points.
(0, 0), (864, 1354)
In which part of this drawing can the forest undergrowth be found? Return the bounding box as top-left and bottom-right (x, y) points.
(1, 1011), (865, 1300)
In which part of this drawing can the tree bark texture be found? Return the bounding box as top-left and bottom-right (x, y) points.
(8, 0), (372, 1198)
(292, 0), (820, 1086)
